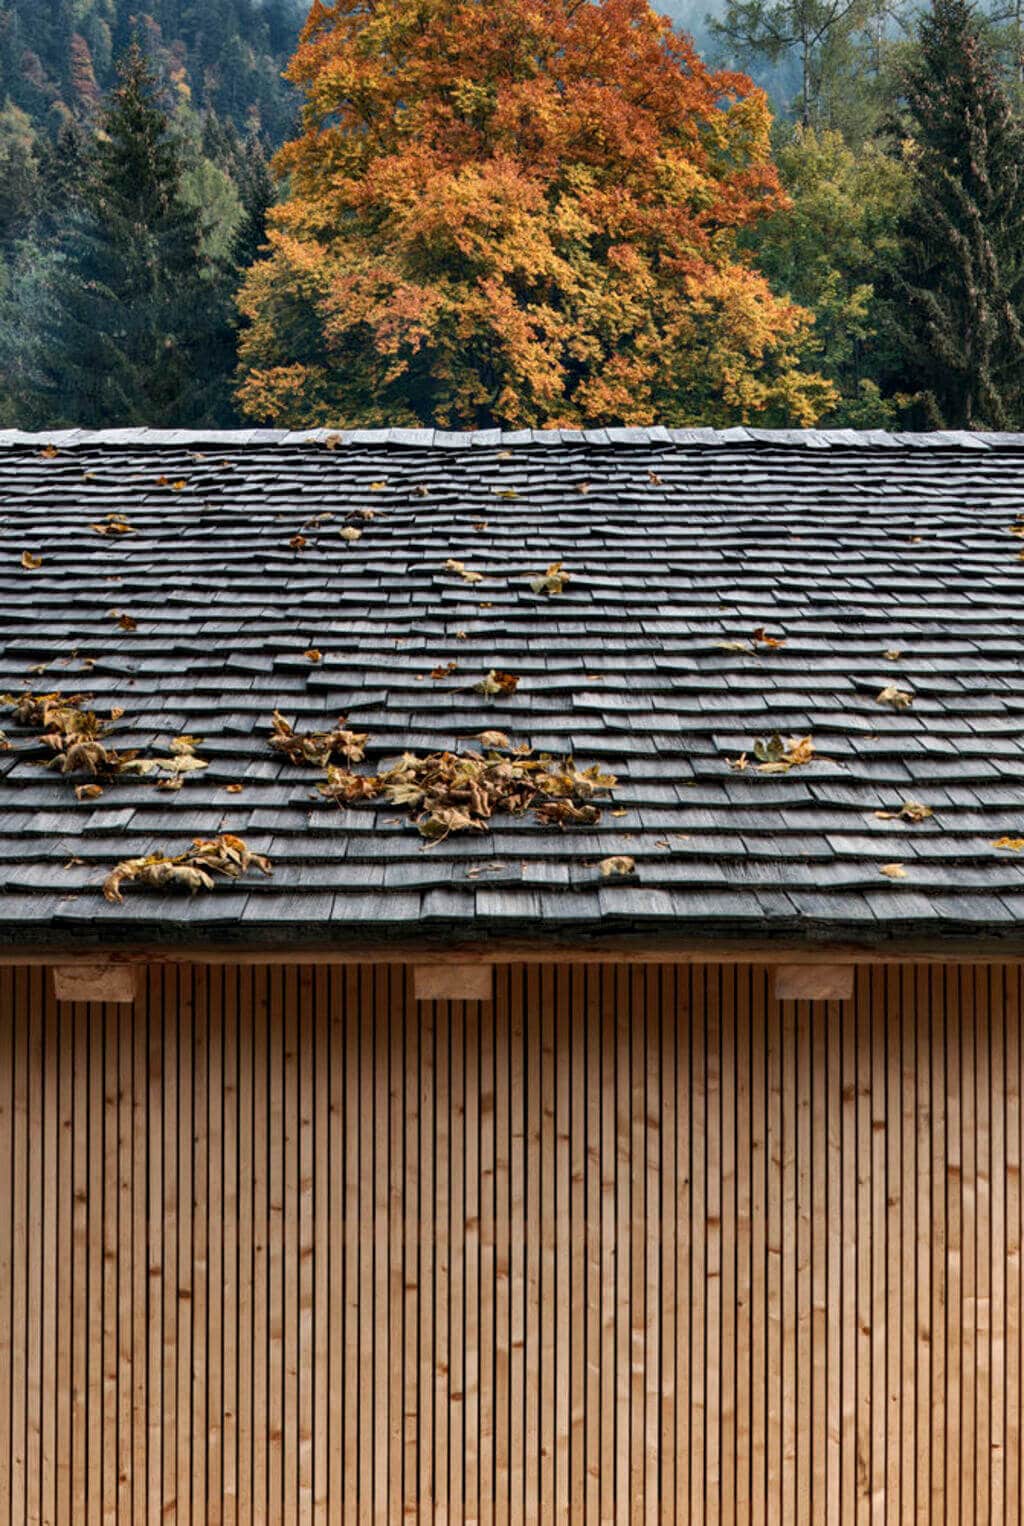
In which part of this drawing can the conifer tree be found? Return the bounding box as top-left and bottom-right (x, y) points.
(231, 133), (274, 271)
(890, 0), (1024, 427)
(43, 42), (235, 425)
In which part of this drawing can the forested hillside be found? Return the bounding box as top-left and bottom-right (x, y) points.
(0, 0), (1022, 433)
(0, 0), (302, 141)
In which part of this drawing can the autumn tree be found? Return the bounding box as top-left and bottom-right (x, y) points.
(235, 0), (835, 430)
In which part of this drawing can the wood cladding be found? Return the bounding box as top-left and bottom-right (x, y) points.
(0, 960), (1020, 1521)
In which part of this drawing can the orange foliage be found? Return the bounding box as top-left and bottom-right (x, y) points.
(236, 0), (835, 429)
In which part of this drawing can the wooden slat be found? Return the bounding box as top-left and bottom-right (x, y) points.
(0, 956), (1018, 1521)
(312, 966), (329, 1525)
(0, 971), (13, 1522)
(223, 967), (239, 1526)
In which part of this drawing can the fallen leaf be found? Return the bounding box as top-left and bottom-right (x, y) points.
(529, 561), (570, 596)
(414, 484), (430, 497)
(883, 649), (901, 661)
(75, 783), (103, 801)
(90, 519), (135, 536)
(39, 445), (59, 459)
(494, 488), (518, 500)
(225, 783), (245, 794)
(20, 551), (42, 570)
(473, 521), (489, 531)
(117, 614), (137, 631)
(475, 730), (511, 749)
(879, 863), (908, 879)
(156, 776), (183, 791)
(171, 480), (187, 492)
(647, 470), (663, 485)
(289, 534), (308, 551)
(170, 735), (202, 754)
(752, 626), (786, 649)
(600, 856), (636, 878)
(874, 801), (933, 823)
(269, 711), (369, 767)
(358, 508), (377, 520)
(728, 753), (749, 771)
(340, 526), (361, 542)
(474, 669), (520, 697)
(877, 684), (913, 709)
(455, 630), (468, 640)
(103, 835), (271, 903)
(993, 836), (1024, 852)
(752, 734), (816, 772)
(444, 559), (483, 584)
(536, 800), (602, 826)
(577, 481), (590, 494)
(431, 661), (458, 680)
(304, 649), (322, 663)
(369, 480), (386, 491)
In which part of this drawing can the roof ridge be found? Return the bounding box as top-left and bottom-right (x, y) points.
(0, 424), (1017, 450)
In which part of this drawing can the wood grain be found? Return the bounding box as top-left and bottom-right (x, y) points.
(0, 959), (1018, 1521)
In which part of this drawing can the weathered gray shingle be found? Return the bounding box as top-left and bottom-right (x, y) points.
(2, 424), (1023, 950)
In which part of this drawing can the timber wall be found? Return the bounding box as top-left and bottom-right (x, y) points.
(0, 961), (1021, 1521)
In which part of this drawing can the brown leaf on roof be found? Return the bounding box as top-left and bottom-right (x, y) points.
(750, 734), (815, 772)
(877, 684), (913, 709)
(529, 561), (569, 595)
(103, 834), (272, 903)
(874, 801), (933, 823)
(21, 551), (42, 570)
(474, 669), (519, 697)
(269, 711), (369, 767)
(600, 855), (636, 877)
(444, 559), (484, 584)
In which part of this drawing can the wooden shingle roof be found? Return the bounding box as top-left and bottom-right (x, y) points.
(2, 425), (1024, 952)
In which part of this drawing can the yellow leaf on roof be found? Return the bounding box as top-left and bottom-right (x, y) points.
(993, 836), (1024, 852)
(600, 855), (636, 878)
(879, 863), (908, 879)
(877, 684), (913, 709)
(20, 551), (42, 570)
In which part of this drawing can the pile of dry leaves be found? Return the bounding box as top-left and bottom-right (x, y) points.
(269, 710), (368, 767)
(272, 715), (617, 844)
(104, 835), (272, 903)
(1, 692), (209, 797)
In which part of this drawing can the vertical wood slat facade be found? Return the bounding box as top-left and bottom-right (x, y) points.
(0, 959), (1021, 1522)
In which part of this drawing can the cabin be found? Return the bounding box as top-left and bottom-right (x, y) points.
(1, 424), (1022, 1521)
